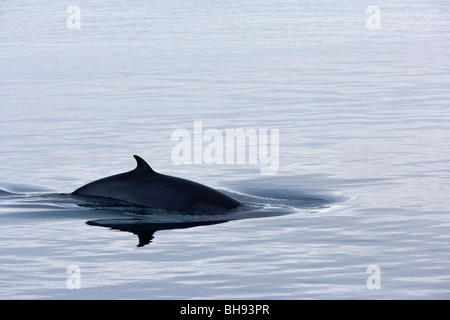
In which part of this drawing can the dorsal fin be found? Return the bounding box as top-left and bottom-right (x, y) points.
(133, 155), (156, 174)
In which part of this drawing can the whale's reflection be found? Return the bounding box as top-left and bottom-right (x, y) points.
(86, 218), (229, 247)
(74, 197), (231, 247)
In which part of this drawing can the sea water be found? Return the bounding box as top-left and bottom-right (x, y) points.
(1, 0), (450, 299)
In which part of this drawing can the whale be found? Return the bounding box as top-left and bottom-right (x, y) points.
(72, 155), (242, 214)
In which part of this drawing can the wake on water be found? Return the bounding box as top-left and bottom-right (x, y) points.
(0, 181), (334, 247)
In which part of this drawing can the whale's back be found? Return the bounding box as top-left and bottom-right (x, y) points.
(73, 155), (241, 214)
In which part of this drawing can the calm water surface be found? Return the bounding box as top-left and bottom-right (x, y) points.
(1, 0), (450, 299)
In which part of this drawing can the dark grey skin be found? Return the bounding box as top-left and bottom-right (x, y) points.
(72, 155), (242, 214)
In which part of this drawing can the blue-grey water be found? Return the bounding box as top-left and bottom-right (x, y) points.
(1, 0), (450, 299)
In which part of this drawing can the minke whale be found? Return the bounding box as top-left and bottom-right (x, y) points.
(72, 155), (242, 214)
